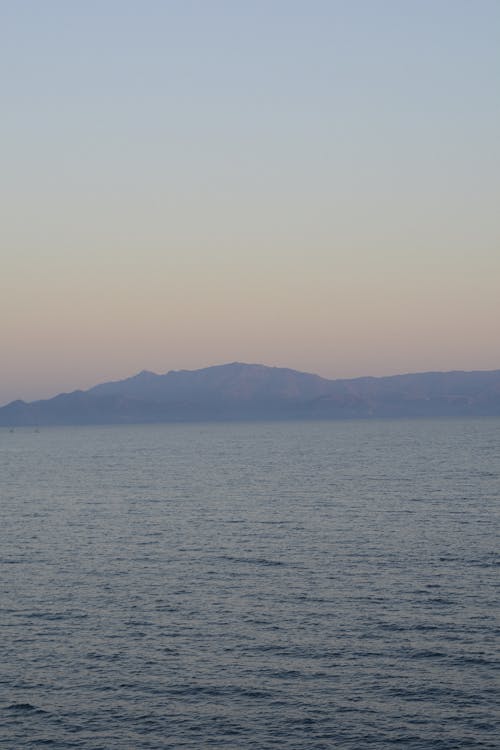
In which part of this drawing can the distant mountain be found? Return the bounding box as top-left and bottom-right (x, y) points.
(87, 362), (335, 401)
(1, 362), (500, 426)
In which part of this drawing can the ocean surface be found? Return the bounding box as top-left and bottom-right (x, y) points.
(1, 419), (499, 749)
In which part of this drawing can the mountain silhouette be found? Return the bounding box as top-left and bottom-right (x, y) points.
(1, 362), (500, 426)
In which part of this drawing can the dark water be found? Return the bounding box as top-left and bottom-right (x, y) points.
(1, 419), (499, 749)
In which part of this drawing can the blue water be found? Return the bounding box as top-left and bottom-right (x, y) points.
(1, 419), (499, 749)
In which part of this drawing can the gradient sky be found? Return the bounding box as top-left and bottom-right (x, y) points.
(1, 0), (499, 404)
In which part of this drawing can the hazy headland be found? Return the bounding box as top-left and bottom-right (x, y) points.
(2, 362), (500, 426)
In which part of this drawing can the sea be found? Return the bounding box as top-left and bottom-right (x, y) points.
(1, 418), (499, 749)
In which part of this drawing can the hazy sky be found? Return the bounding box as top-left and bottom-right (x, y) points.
(2, 1), (499, 404)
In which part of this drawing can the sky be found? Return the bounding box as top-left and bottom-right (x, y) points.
(1, 0), (499, 404)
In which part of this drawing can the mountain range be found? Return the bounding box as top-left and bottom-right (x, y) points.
(2, 362), (500, 426)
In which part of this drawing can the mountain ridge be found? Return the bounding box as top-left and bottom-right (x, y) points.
(1, 362), (500, 425)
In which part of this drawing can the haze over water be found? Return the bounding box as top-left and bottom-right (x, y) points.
(2, 419), (499, 748)
(2, 3), (499, 748)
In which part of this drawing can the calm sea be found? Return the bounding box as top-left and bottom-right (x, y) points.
(1, 419), (499, 749)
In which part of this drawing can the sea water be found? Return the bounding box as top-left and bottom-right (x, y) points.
(1, 419), (499, 749)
